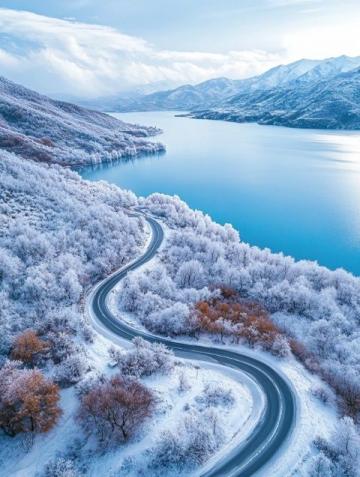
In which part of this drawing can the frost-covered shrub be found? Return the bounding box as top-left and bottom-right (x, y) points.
(148, 409), (224, 472)
(175, 260), (205, 289)
(42, 457), (80, 477)
(53, 355), (89, 388)
(270, 335), (291, 357)
(109, 337), (174, 378)
(177, 371), (191, 393)
(311, 386), (336, 406)
(314, 417), (360, 477)
(0, 329), (12, 359)
(75, 373), (107, 398)
(47, 332), (78, 365)
(309, 452), (335, 477)
(196, 383), (235, 408)
(80, 323), (94, 343)
(144, 303), (196, 336)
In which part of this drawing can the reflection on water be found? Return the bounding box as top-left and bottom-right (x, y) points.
(79, 111), (360, 276)
(76, 151), (164, 175)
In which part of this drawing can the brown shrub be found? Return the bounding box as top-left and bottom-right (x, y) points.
(11, 330), (50, 365)
(38, 137), (55, 148)
(291, 340), (360, 418)
(219, 286), (238, 299)
(194, 291), (282, 351)
(196, 289), (360, 418)
(320, 370), (360, 418)
(0, 133), (25, 147)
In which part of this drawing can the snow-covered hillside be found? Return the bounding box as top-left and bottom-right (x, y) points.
(0, 150), (148, 360)
(0, 152), (258, 476)
(0, 76), (165, 165)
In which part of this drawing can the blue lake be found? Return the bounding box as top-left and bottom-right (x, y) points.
(79, 111), (360, 276)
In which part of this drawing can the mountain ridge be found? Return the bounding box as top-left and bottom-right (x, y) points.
(104, 55), (360, 129)
(189, 66), (360, 130)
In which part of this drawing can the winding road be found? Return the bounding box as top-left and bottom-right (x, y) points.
(89, 213), (296, 477)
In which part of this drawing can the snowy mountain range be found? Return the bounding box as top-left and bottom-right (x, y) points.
(112, 55), (360, 130)
(98, 77), (243, 112)
(190, 66), (360, 129)
(0, 76), (164, 166)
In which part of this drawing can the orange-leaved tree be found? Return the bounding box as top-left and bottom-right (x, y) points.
(194, 288), (283, 351)
(11, 330), (50, 365)
(0, 362), (61, 436)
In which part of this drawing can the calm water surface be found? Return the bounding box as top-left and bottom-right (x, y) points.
(80, 111), (360, 276)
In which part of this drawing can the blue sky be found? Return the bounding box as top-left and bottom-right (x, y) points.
(0, 0), (359, 97)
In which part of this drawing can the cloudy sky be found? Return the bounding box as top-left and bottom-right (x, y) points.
(0, 0), (359, 98)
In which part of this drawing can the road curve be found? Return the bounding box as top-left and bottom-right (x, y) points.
(90, 214), (296, 477)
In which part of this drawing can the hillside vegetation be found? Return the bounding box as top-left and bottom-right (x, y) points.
(0, 150), (147, 362)
(0, 76), (164, 165)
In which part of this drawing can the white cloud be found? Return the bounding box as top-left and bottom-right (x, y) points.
(0, 48), (19, 67)
(0, 8), (283, 97)
(283, 23), (360, 60)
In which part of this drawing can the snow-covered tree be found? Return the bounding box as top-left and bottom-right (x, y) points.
(196, 383), (235, 408)
(42, 457), (80, 477)
(309, 452), (335, 477)
(148, 409), (225, 472)
(53, 355), (88, 388)
(175, 260), (205, 289)
(109, 337), (174, 378)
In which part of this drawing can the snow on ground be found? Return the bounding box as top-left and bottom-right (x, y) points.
(0, 190), (341, 476)
(87, 335), (257, 477)
(0, 388), (79, 476)
(29, 332), (256, 476)
(88, 310), (264, 476)
(108, 254), (340, 477)
(0, 316), (258, 477)
(244, 348), (339, 477)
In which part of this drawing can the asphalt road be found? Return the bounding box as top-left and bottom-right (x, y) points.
(90, 214), (296, 477)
